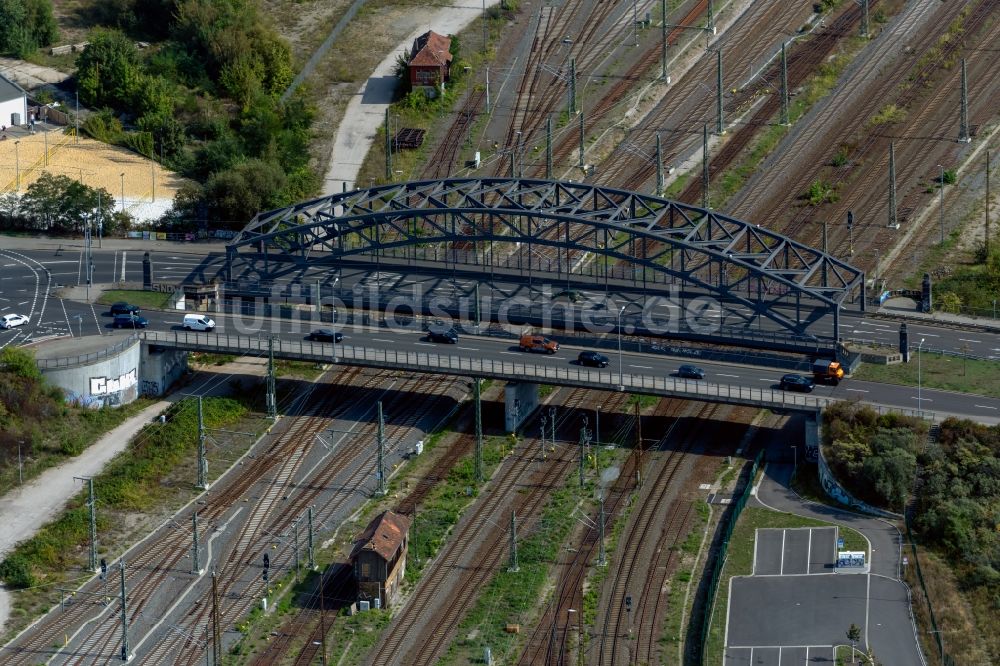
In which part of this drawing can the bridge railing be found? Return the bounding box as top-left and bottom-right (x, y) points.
(140, 331), (941, 419)
(142, 331), (835, 411)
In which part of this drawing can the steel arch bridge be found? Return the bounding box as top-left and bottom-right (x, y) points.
(226, 178), (866, 349)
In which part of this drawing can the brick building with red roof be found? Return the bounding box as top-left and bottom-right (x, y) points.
(407, 30), (453, 95)
(350, 510), (411, 607)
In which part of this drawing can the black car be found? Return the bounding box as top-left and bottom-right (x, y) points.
(677, 364), (705, 380)
(577, 350), (609, 367)
(780, 373), (815, 393)
(110, 302), (140, 316)
(112, 313), (148, 329)
(307, 328), (343, 343)
(427, 325), (459, 343)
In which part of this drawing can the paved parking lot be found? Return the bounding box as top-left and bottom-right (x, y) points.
(724, 527), (869, 665)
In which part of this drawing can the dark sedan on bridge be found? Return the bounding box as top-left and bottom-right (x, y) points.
(676, 364), (705, 380)
(307, 328), (343, 343)
(780, 373), (815, 393)
(577, 350), (609, 368)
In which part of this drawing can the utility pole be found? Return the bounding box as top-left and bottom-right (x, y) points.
(385, 108), (392, 181)
(485, 67), (490, 112)
(888, 141), (898, 229)
(860, 0), (869, 38)
(191, 512), (201, 574)
(959, 58), (970, 143)
(546, 115), (553, 179)
(702, 123), (710, 209)
(847, 210), (855, 256)
(578, 111), (585, 170)
(780, 41), (789, 126)
(939, 164), (945, 244)
(655, 133), (664, 196)
(715, 48), (724, 135)
(540, 414), (547, 459)
(119, 560), (130, 662)
(75, 476), (97, 571)
(482, 0), (488, 54)
(266, 337), (277, 420)
(508, 511), (519, 572)
(211, 570), (221, 666)
(569, 58), (577, 115)
(707, 0), (715, 33)
(597, 496), (607, 566)
(293, 517), (301, 579)
(319, 569), (328, 666)
(579, 419), (591, 487)
(197, 396), (208, 489)
(376, 401), (387, 495)
(661, 0), (670, 83)
(634, 403), (643, 487)
(987, 149), (992, 258)
(307, 506), (315, 570)
(474, 378), (483, 482)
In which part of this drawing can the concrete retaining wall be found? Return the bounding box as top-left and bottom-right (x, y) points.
(813, 416), (903, 520)
(139, 344), (188, 397)
(41, 339), (141, 408)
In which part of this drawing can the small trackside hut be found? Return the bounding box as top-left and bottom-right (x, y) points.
(350, 510), (411, 608)
(407, 30), (452, 95)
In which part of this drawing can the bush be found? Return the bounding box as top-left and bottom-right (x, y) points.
(805, 179), (837, 206)
(0, 0), (58, 58)
(0, 347), (41, 381)
(0, 554), (37, 589)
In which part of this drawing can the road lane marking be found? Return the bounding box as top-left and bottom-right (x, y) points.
(909, 397), (932, 402)
(845, 388), (869, 393)
(717, 373), (740, 378)
(919, 333), (939, 337)
(373, 338), (394, 343)
(975, 405), (998, 410)
(958, 338), (981, 343)
(629, 364), (652, 369)
(414, 342), (433, 346)
(499, 351), (517, 355)
(457, 346), (479, 351)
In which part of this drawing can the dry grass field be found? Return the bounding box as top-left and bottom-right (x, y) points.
(0, 129), (188, 215)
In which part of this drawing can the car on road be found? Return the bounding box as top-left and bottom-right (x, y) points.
(676, 364), (705, 380)
(577, 350), (609, 367)
(307, 328), (343, 343)
(427, 324), (459, 344)
(110, 302), (141, 316)
(779, 373), (815, 393)
(112, 313), (149, 329)
(0, 313), (29, 329)
(183, 314), (216, 331)
(519, 334), (559, 354)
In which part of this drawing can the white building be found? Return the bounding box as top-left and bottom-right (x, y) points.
(0, 72), (28, 128)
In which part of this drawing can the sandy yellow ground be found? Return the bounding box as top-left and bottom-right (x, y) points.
(0, 130), (187, 207)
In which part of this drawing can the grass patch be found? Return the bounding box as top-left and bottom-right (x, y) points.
(661, 500), (710, 655)
(441, 482), (581, 664)
(854, 353), (1000, 399)
(189, 352), (237, 367)
(96, 289), (175, 311)
(703, 506), (868, 665)
(407, 434), (508, 582)
(275, 359), (327, 381)
(627, 394), (659, 410)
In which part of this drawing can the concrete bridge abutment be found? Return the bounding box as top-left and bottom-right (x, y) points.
(504, 381), (539, 433)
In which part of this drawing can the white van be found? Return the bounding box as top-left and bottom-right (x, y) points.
(183, 314), (216, 331)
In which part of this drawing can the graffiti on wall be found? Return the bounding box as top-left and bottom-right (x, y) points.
(90, 369), (138, 396)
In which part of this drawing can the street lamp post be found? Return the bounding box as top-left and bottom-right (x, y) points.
(917, 337), (926, 413)
(14, 141), (19, 191)
(617, 304), (626, 390)
(120, 173), (125, 213)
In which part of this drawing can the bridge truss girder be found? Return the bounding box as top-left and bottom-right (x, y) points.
(227, 178), (865, 343)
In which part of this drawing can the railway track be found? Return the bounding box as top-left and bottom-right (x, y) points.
(0, 367), (357, 666)
(158, 371), (463, 665)
(368, 386), (614, 665)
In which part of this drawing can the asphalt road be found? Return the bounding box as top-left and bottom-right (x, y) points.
(3, 245), (1000, 421)
(3, 244), (998, 357)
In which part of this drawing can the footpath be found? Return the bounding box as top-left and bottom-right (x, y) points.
(752, 462), (925, 665)
(0, 359), (267, 630)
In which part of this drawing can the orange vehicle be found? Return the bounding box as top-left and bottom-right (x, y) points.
(519, 333), (560, 354)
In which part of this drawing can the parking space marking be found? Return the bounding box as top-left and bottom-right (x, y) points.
(807, 528), (812, 574)
(780, 530), (786, 575)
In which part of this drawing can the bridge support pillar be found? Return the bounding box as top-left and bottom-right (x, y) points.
(504, 382), (539, 433)
(139, 343), (188, 397)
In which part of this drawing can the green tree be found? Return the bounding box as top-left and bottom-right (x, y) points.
(76, 29), (143, 108)
(19, 173), (117, 234)
(847, 623), (862, 663)
(204, 158), (286, 224)
(0, 346), (41, 381)
(938, 291), (962, 314)
(0, 0), (57, 57)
